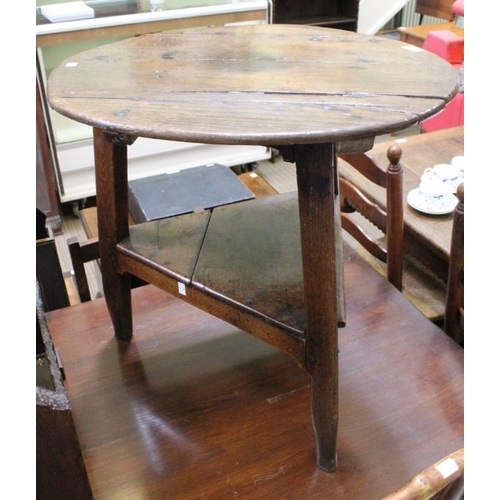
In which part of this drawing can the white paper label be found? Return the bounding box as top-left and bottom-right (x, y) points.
(435, 458), (459, 479)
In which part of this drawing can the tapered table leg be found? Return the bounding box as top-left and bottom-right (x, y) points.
(94, 128), (133, 340)
(294, 143), (339, 472)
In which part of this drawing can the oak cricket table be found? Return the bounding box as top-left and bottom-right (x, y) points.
(48, 24), (458, 472)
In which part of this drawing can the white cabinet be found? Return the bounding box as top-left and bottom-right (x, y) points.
(37, 0), (272, 203)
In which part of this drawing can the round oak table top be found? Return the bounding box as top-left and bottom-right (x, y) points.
(48, 24), (458, 147)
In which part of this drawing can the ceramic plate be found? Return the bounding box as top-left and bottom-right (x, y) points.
(407, 188), (458, 215)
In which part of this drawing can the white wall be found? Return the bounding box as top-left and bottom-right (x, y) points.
(357, 0), (411, 34)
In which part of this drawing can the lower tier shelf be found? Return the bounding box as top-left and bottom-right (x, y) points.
(117, 192), (346, 347)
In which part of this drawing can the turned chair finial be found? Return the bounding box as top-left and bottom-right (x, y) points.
(387, 145), (402, 171)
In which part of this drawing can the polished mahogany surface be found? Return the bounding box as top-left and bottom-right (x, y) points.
(46, 246), (463, 499)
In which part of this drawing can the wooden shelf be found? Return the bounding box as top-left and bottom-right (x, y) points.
(273, 0), (359, 31)
(117, 192), (346, 361)
(280, 15), (357, 29)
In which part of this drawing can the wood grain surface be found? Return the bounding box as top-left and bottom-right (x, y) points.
(46, 246), (463, 499)
(47, 24), (461, 476)
(48, 24), (458, 146)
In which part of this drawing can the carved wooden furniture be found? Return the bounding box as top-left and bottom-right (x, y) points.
(48, 24), (458, 471)
(45, 274), (464, 497)
(338, 128), (465, 332)
(338, 144), (463, 329)
(338, 126), (463, 283)
(338, 146), (404, 290)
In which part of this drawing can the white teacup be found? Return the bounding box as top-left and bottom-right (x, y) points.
(451, 156), (465, 175)
(418, 179), (450, 199)
(427, 163), (461, 183)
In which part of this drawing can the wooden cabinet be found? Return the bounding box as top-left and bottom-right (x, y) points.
(273, 0), (359, 31)
(36, 281), (93, 498)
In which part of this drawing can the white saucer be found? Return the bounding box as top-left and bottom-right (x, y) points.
(407, 188), (458, 215)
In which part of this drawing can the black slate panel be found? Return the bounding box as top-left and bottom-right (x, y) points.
(128, 164), (255, 223)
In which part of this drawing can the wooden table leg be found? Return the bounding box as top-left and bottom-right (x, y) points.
(94, 128), (133, 340)
(294, 143), (339, 472)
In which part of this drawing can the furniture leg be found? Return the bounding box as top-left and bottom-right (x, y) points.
(67, 236), (100, 303)
(94, 128), (133, 340)
(294, 143), (339, 472)
(444, 183), (464, 346)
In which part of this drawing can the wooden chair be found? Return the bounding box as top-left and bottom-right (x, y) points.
(337, 147), (463, 339)
(415, 0), (455, 24)
(383, 448), (464, 500)
(444, 183), (464, 346)
(338, 146), (404, 290)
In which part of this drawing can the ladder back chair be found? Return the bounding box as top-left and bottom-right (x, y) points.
(338, 146), (404, 290)
(338, 146), (463, 339)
